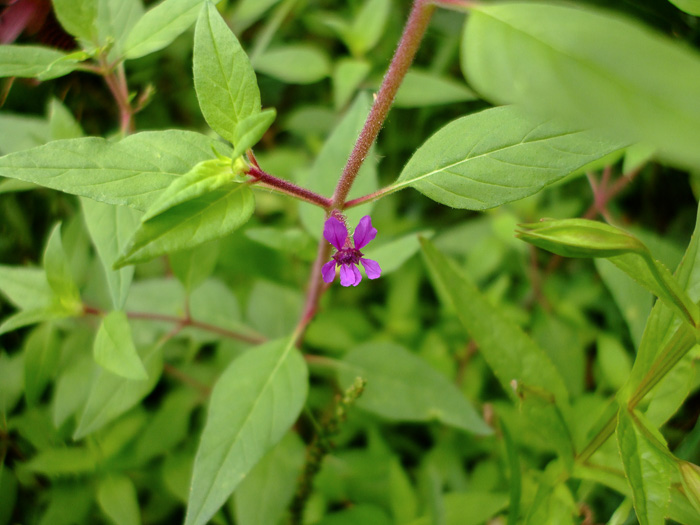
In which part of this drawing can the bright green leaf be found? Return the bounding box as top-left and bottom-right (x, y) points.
(124, 0), (205, 59)
(0, 113), (50, 155)
(170, 242), (220, 292)
(345, 0), (391, 56)
(0, 351), (24, 417)
(96, 0), (145, 60)
(333, 58), (370, 109)
(97, 475), (142, 525)
(24, 447), (98, 476)
(462, 2), (700, 169)
(37, 484), (92, 525)
(407, 491), (509, 525)
(246, 280), (303, 339)
(42, 223), (81, 313)
(23, 324), (60, 406)
(0, 45), (81, 79)
(0, 266), (52, 310)
(254, 44), (331, 84)
(317, 505), (391, 525)
(597, 333), (633, 391)
(52, 0), (97, 43)
(394, 69), (477, 108)
(48, 98), (84, 141)
(194, 1), (261, 144)
(93, 311), (148, 380)
(184, 338), (308, 525)
(0, 307), (71, 336)
(231, 108), (276, 159)
(245, 227), (317, 262)
(338, 342), (492, 435)
(396, 105), (625, 210)
(52, 355), (93, 428)
(0, 131), (230, 211)
(363, 230), (433, 275)
(669, 0), (700, 15)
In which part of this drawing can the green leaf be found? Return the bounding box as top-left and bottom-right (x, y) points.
(24, 447), (98, 476)
(299, 93), (378, 234)
(597, 333), (633, 391)
(363, 230), (433, 275)
(420, 237), (569, 404)
(669, 0), (700, 15)
(617, 409), (674, 525)
(48, 98), (84, 141)
(254, 44), (331, 84)
(0, 266), (52, 310)
(0, 307), (70, 336)
(0, 45), (81, 80)
(233, 432), (306, 525)
(93, 311), (148, 380)
(37, 483), (92, 525)
(338, 342), (491, 435)
(0, 112), (50, 155)
(43, 223), (82, 314)
(231, 108), (276, 159)
(389, 459), (418, 524)
(96, 0), (145, 60)
(73, 343), (162, 439)
(0, 467), (17, 525)
(185, 337), (308, 525)
(0, 130), (229, 211)
(0, 351), (24, 417)
(115, 184), (254, 267)
(82, 199), (140, 309)
(97, 475), (142, 525)
(344, 0), (391, 56)
(396, 105), (625, 209)
(23, 324), (60, 406)
(394, 69), (477, 108)
(52, 0), (97, 43)
(333, 58), (371, 109)
(244, 227), (317, 262)
(407, 492), (509, 525)
(462, 2), (700, 169)
(124, 0), (206, 59)
(232, 0), (281, 32)
(194, 1), (261, 144)
(502, 422), (521, 525)
(52, 355), (92, 428)
(170, 242), (220, 292)
(246, 281), (303, 339)
(317, 506), (392, 525)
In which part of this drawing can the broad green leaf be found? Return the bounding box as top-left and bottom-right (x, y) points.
(23, 324), (60, 406)
(363, 230), (433, 275)
(170, 242), (220, 292)
(49, 98), (84, 141)
(115, 184), (254, 267)
(43, 223), (81, 313)
(233, 432), (306, 525)
(96, 0), (145, 60)
(82, 199), (140, 309)
(344, 0), (391, 57)
(617, 409), (674, 525)
(97, 475), (142, 525)
(246, 280), (303, 339)
(333, 58), (371, 109)
(52, 0), (97, 43)
(338, 342), (492, 435)
(0, 113), (50, 155)
(254, 44), (331, 84)
(462, 3), (700, 169)
(0, 266), (52, 310)
(244, 227), (317, 262)
(406, 492), (509, 525)
(300, 93), (378, 234)
(394, 69), (477, 108)
(669, 0), (700, 15)
(185, 338), (308, 525)
(52, 355), (92, 428)
(124, 0), (205, 59)
(194, 1), (261, 144)
(24, 447), (99, 476)
(420, 238), (569, 404)
(0, 45), (81, 79)
(0, 131), (229, 211)
(37, 483), (92, 525)
(396, 105), (625, 210)
(74, 343), (162, 439)
(186, 279), (246, 343)
(231, 108), (276, 159)
(93, 311), (148, 380)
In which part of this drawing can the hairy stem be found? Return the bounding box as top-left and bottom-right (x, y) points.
(247, 166), (332, 209)
(343, 184), (401, 209)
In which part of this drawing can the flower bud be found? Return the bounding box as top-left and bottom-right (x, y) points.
(516, 219), (647, 258)
(679, 461), (700, 514)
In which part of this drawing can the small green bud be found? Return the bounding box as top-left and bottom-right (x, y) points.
(232, 156), (249, 180)
(516, 218), (647, 258)
(679, 461), (700, 514)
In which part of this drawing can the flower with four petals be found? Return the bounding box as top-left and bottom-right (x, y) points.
(322, 215), (381, 287)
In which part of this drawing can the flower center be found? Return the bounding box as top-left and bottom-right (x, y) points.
(333, 247), (362, 266)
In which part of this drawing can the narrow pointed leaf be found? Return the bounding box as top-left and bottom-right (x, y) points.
(97, 475), (142, 525)
(231, 108), (276, 159)
(52, 0), (97, 42)
(93, 311), (148, 380)
(43, 223), (81, 313)
(24, 324), (60, 405)
(396, 105), (625, 209)
(185, 338), (308, 525)
(0, 266), (52, 310)
(0, 45), (81, 79)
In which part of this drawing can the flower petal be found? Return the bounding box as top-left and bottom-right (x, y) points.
(353, 215), (377, 249)
(321, 260), (337, 283)
(360, 258), (381, 279)
(351, 264), (362, 286)
(339, 264), (355, 287)
(323, 217), (348, 250)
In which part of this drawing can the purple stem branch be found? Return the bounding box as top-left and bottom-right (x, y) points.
(247, 166), (332, 209)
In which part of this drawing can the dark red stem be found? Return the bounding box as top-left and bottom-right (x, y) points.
(247, 166), (332, 209)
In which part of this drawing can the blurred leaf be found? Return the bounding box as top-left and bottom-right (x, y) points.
(338, 342), (492, 435)
(394, 69), (477, 108)
(617, 409), (674, 525)
(0, 307), (71, 336)
(407, 491), (509, 525)
(0, 467), (17, 525)
(115, 184), (254, 267)
(232, 0), (281, 32)
(24, 323), (60, 405)
(194, 2), (261, 144)
(254, 44), (331, 84)
(48, 99), (84, 141)
(462, 2), (700, 169)
(0, 45), (81, 79)
(170, 242), (220, 292)
(24, 447), (98, 476)
(0, 266), (52, 310)
(232, 108), (276, 159)
(52, 355), (92, 428)
(333, 58), (371, 109)
(344, 0), (391, 57)
(679, 461), (700, 515)
(82, 199), (140, 309)
(644, 353), (695, 426)
(0, 113), (50, 155)
(317, 505), (391, 525)
(245, 226), (317, 262)
(363, 230), (432, 275)
(185, 338), (308, 525)
(37, 483), (92, 525)
(97, 475), (142, 525)
(93, 311), (148, 380)
(597, 333), (632, 392)
(300, 93), (377, 234)
(124, 0), (206, 59)
(246, 280), (303, 338)
(43, 223), (81, 313)
(502, 422), (521, 525)
(96, 0), (145, 60)
(396, 106), (625, 209)
(389, 459), (418, 524)
(669, 0), (700, 15)
(52, 0), (97, 43)
(0, 351), (24, 417)
(74, 343), (163, 439)
(0, 131), (230, 211)
(234, 431), (305, 525)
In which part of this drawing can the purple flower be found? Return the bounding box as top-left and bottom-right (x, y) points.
(322, 215), (381, 287)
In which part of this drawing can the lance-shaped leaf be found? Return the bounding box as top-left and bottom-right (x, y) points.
(52, 0), (97, 43)
(124, 0), (205, 59)
(231, 108), (276, 159)
(24, 324), (60, 406)
(97, 475), (142, 525)
(0, 45), (82, 79)
(0, 131), (229, 210)
(43, 223), (82, 314)
(93, 311), (148, 380)
(617, 409), (674, 525)
(395, 106), (625, 209)
(462, 2), (700, 169)
(185, 338), (308, 525)
(194, 1), (261, 144)
(517, 219), (700, 328)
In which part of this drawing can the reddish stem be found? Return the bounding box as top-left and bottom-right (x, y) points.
(247, 166), (332, 209)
